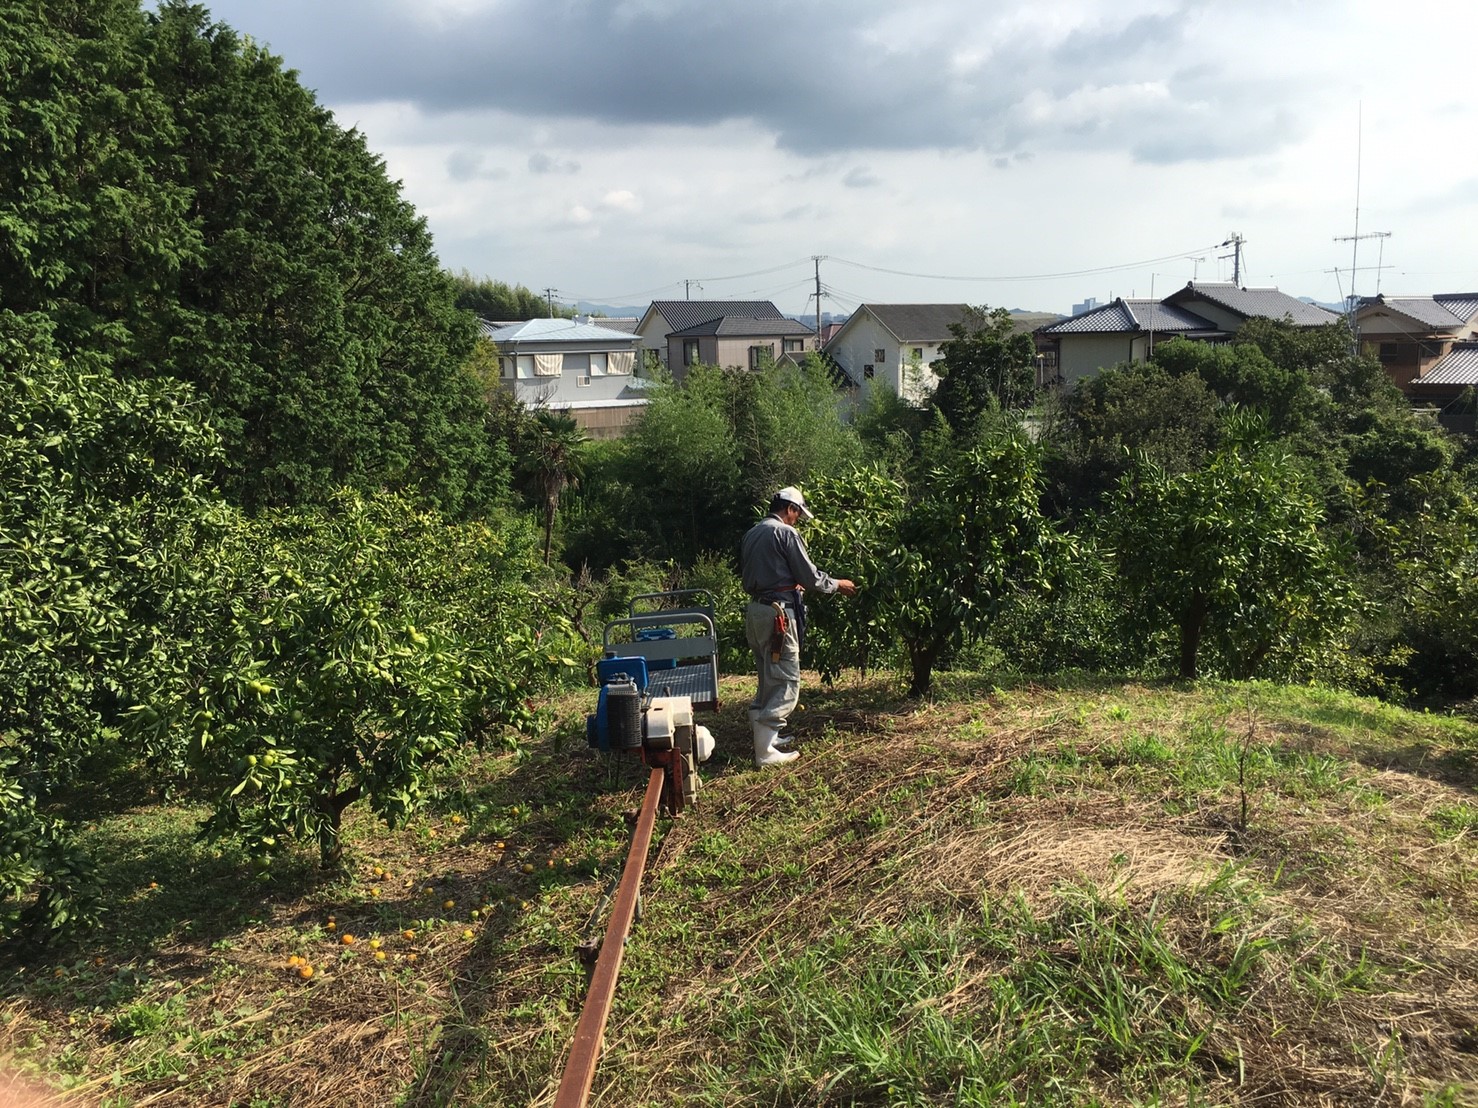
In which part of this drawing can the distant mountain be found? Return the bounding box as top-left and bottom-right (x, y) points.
(573, 301), (645, 318)
(1299, 296), (1346, 314)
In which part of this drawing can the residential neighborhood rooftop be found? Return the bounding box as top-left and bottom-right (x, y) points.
(1169, 281), (1341, 326)
(1039, 298), (1218, 335)
(484, 317), (642, 343)
(645, 300), (786, 332)
(1409, 341), (1478, 388)
(669, 315), (815, 338)
(855, 304), (972, 341)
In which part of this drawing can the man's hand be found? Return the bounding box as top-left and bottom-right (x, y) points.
(835, 578), (858, 597)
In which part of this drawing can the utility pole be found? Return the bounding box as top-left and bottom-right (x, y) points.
(812, 255), (826, 349)
(1218, 234), (1245, 286)
(544, 287), (558, 316)
(684, 279), (701, 300)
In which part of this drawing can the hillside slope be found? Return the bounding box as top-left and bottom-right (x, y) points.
(3, 675), (1476, 1106)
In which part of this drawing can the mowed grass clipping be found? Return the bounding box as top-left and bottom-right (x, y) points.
(2, 674), (1476, 1106)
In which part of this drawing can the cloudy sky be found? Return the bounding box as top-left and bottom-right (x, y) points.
(196, 0), (1475, 317)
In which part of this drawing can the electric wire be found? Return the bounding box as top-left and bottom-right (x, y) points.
(827, 243), (1226, 284)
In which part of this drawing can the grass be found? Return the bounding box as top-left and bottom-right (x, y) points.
(3, 674), (1478, 1105)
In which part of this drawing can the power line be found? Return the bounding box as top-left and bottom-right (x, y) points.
(827, 243), (1227, 284)
(691, 257), (813, 284)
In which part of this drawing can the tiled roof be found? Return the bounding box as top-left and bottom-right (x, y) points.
(1364, 293), (1478, 332)
(1039, 298), (1216, 335)
(1437, 294), (1478, 322)
(1171, 282), (1341, 326)
(485, 318), (642, 343)
(1410, 342), (1478, 387)
(860, 304), (972, 342)
(648, 300), (785, 332)
(670, 315), (815, 338)
(1362, 296), (1466, 330)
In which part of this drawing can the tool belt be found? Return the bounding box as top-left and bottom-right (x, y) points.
(751, 588), (806, 655)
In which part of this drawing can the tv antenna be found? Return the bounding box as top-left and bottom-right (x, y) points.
(1218, 234), (1245, 285)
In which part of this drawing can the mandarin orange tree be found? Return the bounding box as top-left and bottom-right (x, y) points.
(132, 491), (578, 867)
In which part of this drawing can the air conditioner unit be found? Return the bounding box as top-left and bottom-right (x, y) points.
(577, 375), (592, 387)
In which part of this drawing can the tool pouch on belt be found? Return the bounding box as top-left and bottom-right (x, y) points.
(769, 602), (787, 662)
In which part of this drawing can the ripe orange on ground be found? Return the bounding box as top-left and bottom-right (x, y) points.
(298, 965), (314, 979)
(402, 929), (415, 940)
(521, 863), (535, 874)
(443, 899), (455, 910)
(340, 934), (356, 945)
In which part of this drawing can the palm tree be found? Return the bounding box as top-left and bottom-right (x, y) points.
(521, 410), (587, 564)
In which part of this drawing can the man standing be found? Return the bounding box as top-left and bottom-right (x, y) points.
(739, 487), (857, 768)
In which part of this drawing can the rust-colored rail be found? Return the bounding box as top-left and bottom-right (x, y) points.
(553, 765), (666, 1107)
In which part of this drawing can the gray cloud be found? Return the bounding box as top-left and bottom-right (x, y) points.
(528, 152), (581, 175)
(203, 0), (1335, 165)
(447, 148), (508, 181)
(843, 167), (880, 189)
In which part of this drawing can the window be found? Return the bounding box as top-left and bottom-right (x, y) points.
(562, 353), (591, 374)
(749, 343), (775, 369)
(783, 338), (804, 354)
(863, 364), (875, 380)
(912, 347), (924, 361)
(874, 348), (886, 363)
(576, 375), (592, 388)
(683, 340), (700, 367)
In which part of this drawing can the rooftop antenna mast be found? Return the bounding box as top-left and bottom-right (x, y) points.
(812, 255), (827, 349)
(1218, 234), (1245, 286)
(1332, 103), (1390, 347)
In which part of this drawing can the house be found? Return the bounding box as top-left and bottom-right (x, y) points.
(1037, 282), (1342, 386)
(1036, 299), (1222, 385)
(665, 314), (816, 381)
(634, 300), (788, 370)
(1354, 293), (1478, 394)
(823, 304), (971, 403)
(486, 318), (647, 439)
(1161, 282), (1341, 331)
(1407, 341), (1478, 430)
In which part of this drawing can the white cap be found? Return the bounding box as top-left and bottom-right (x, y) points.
(775, 486), (814, 520)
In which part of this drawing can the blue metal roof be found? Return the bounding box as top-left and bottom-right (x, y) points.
(484, 318), (642, 344)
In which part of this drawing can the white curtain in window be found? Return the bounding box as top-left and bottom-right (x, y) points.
(607, 349), (635, 375)
(533, 352), (562, 377)
(588, 352), (607, 375)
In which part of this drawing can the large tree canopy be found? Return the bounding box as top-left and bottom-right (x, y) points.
(0, 0), (503, 513)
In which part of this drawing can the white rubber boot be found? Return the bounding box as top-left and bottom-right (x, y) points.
(753, 723), (799, 768)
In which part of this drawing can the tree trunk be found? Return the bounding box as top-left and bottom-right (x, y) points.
(316, 785), (362, 868)
(907, 637), (942, 698)
(1178, 592), (1207, 679)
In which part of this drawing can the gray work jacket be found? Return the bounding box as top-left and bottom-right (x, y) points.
(739, 514), (839, 599)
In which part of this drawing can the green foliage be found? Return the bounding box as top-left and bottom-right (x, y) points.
(132, 492), (572, 867)
(566, 359), (860, 569)
(449, 272), (571, 321)
(929, 306), (1037, 431)
(519, 411), (588, 564)
(1104, 412), (1359, 680)
(1047, 361), (1223, 517)
(0, 1), (505, 513)
(806, 429), (1054, 696)
(0, 341), (222, 942)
